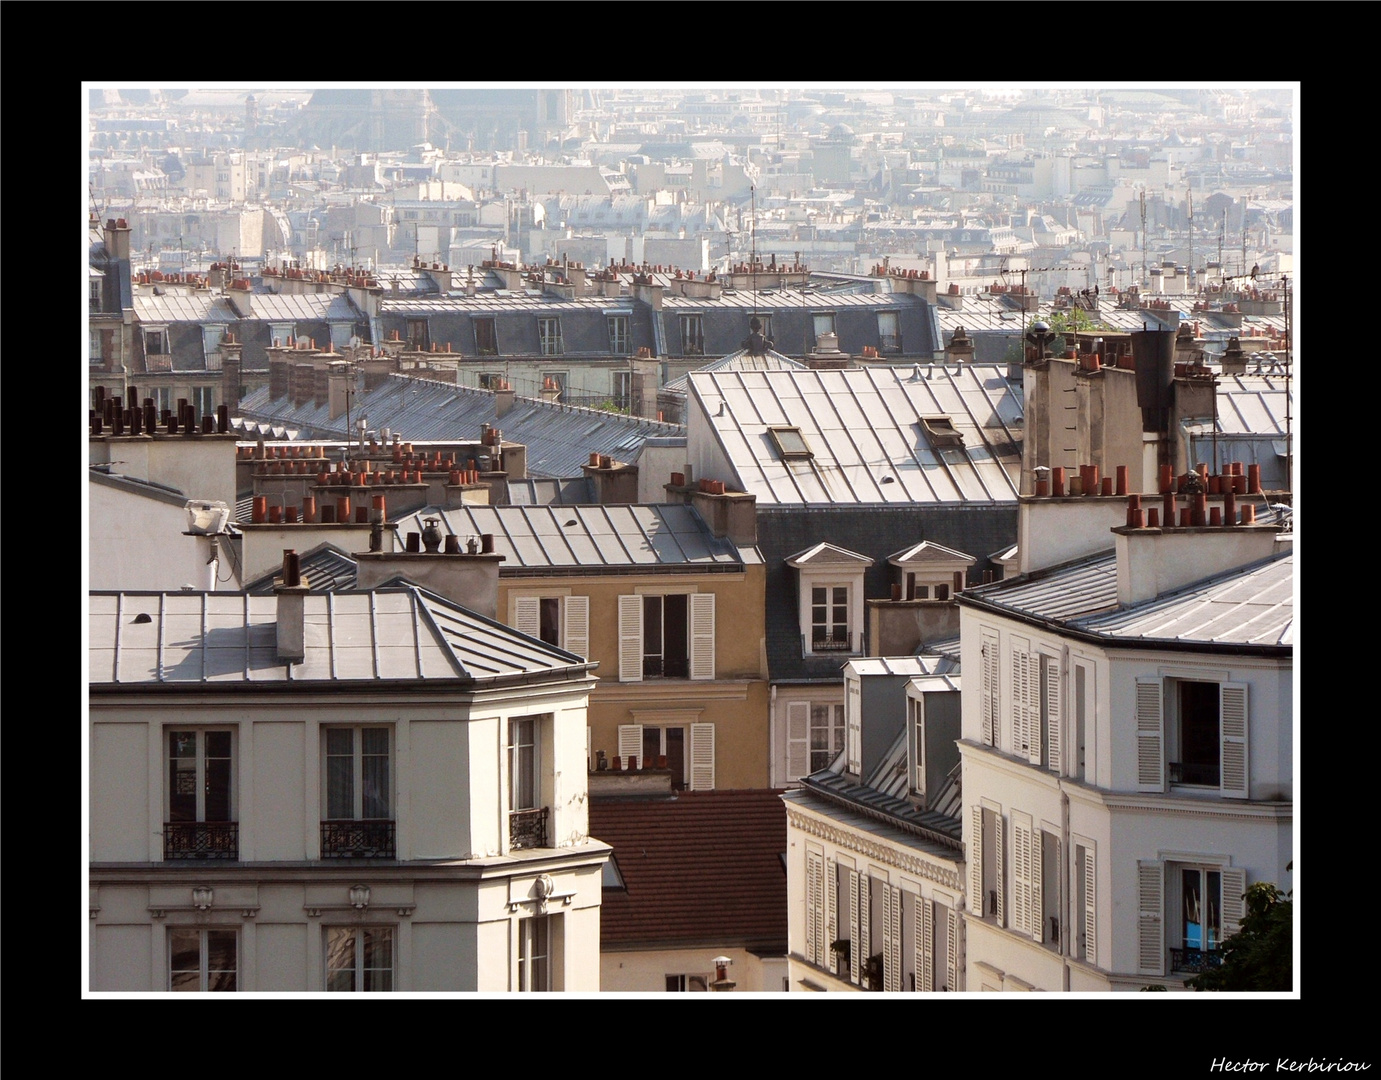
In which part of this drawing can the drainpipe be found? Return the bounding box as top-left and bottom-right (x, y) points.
(769, 684), (778, 785)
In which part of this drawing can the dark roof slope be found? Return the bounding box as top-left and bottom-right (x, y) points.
(589, 789), (787, 952)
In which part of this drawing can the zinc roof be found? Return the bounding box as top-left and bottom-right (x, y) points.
(235, 373), (682, 478)
(689, 365), (1022, 506)
(88, 585), (589, 686)
(391, 503), (756, 570)
(965, 550), (1294, 648)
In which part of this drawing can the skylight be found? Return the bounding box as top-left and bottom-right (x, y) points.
(768, 426), (813, 460)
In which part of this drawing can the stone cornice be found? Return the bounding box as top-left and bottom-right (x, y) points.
(786, 805), (963, 893)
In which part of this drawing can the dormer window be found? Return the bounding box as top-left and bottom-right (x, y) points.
(768, 426), (812, 461)
(787, 543), (874, 658)
(920, 415), (964, 449)
(889, 541), (975, 600)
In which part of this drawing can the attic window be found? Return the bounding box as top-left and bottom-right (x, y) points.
(768, 426), (812, 460)
(920, 416), (964, 449)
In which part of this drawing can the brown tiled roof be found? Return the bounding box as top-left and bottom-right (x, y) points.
(589, 790), (788, 953)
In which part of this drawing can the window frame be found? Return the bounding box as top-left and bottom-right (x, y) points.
(810, 583), (852, 653)
(508, 715), (541, 814)
(168, 927), (238, 992)
(518, 914), (552, 992)
(812, 312), (836, 344)
(877, 309), (901, 353)
(406, 318), (429, 351)
(607, 314), (630, 355)
(618, 591), (714, 682)
(323, 725), (393, 822)
(167, 728), (235, 824)
(537, 316), (564, 356)
(193, 385), (217, 420)
(679, 313), (704, 356)
(474, 316), (498, 356)
(324, 925), (395, 992)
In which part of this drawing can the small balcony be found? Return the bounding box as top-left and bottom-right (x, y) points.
(1169, 761), (1220, 786)
(165, 821), (239, 860)
(509, 807), (549, 851)
(321, 819), (396, 859)
(1170, 946), (1223, 974)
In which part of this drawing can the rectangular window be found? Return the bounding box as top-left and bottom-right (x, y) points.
(166, 729), (236, 859)
(542, 371), (565, 397)
(90, 277), (103, 307)
(514, 594), (589, 658)
(474, 317), (498, 356)
(679, 314), (704, 356)
(641, 725), (687, 790)
(478, 372), (503, 391)
(665, 973), (709, 991)
(1074, 842), (1096, 963)
(643, 593), (688, 678)
(538, 317), (564, 356)
(878, 310), (901, 353)
(810, 703), (845, 774)
(89, 328), (103, 367)
(325, 926), (394, 992)
(910, 697), (925, 796)
(509, 716), (547, 850)
(970, 804), (1004, 924)
(812, 312), (836, 342)
(321, 727), (394, 858)
(144, 328), (167, 355)
(619, 593), (713, 682)
(811, 585), (850, 651)
(519, 916), (551, 992)
(607, 314), (630, 354)
(169, 928), (237, 991)
(613, 370), (632, 410)
(193, 386), (216, 420)
(407, 319), (429, 351)
(1173, 681), (1221, 786)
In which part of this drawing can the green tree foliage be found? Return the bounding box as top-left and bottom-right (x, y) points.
(1186, 877), (1293, 991)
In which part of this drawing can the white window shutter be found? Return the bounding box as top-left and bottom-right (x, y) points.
(1135, 676), (1165, 792)
(848, 869), (861, 984)
(1030, 828), (1044, 943)
(980, 637), (997, 746)
(1010, 644), (1026, 756)
(1011, 811), (1033, 937)
(1220, 682), (1249, 799)
(1137, 860), (1164, 976)
(689, 592), (715, 680)
(826, 860), (838, 975)
(887, 885), (902, 992)
(514, 596), (540, 639)
(617, 724), (642, 764)
(564, 595), (589, 659)
(1221, 866), (1248, 939)
(805, 852), (823, 966)
(945, 906), (959, 990)
(587, 725), (592, 771)
(786, 701), (810, 780)
(1083, 844), (1097, 965)
(993, 812), (1005, 927)
(858, 874), (871, 982)
(618, 595), (642, 682)
(1046, 656), (1062, 773)
(689, 722), (714, 790)
(880, 883), (893, 991)
(1025, 652), (1043, 765)
(969, 805), (984, 921)
(919, 896), (933, 992)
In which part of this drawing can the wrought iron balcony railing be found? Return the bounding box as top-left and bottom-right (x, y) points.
(1169, 761), (1220, 786)
(509, 807), (549, 850)
(165, 821), (239, 860)
(1170, 946), (1223, 974)
(321, 819), (396, 859)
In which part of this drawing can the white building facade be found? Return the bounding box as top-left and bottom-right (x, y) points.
(88, 583), (608, 993)
(958, 504), (1293, 991)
